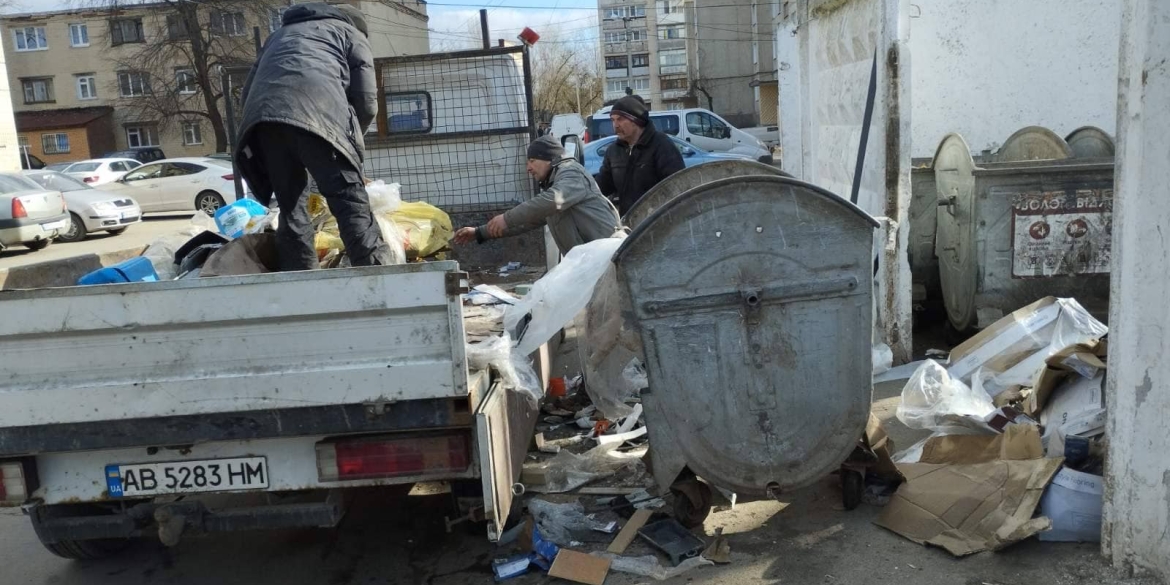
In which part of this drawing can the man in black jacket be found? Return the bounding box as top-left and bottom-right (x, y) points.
(596, 96), (685, 216)
(234, 3), (393, 271)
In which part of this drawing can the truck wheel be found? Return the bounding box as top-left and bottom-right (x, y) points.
(29, 504), (132, 560)
(670, 477), (713, 529)
(24, 238), (51, 251)
(841, 469), (865, 511)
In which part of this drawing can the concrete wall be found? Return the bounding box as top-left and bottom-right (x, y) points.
(1103, 1), (1170, 581)
(360, 0), (429, 58)
(18, 124), (95, 164)
(908, 0), (1121, 157)
(773, 0), (914, 361)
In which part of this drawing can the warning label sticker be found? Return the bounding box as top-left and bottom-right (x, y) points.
(1011, 189), (1113, 278)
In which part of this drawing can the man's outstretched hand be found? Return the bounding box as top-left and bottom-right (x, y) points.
(486, 214), (508, 238)
(453, 227), (477, 245)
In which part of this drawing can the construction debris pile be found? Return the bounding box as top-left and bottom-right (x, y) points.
(877, 297), (1109, 555)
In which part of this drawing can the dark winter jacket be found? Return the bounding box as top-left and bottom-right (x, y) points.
(233, 3), (377, 205)
(596, 124), (686, 216)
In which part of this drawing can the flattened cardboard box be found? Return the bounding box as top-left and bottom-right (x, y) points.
(874, 425), (1062, 556)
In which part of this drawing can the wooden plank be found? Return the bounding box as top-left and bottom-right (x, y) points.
(607, 508), (653, 554)
(547, 549), (611, 585)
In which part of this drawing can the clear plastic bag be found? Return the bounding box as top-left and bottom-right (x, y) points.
(872, 343), (893, 376)
(367, 180), (402, 215)
(527, 499), (613, 546)
(505, 237), (625, 356)
(526, 443), (645, 494)
(465, 335), (542, 405)
(896, 360), (996, 433)
(374, 216), (408, 265)
(579, 264), (646, 420)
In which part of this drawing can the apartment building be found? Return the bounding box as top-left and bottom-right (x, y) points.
(597, 0), (774, 128)
(2, 0), (427, 165)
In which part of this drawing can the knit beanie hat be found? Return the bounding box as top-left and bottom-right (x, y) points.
(334, 4), (369, 37)
(526, 135), (565, 161)
(611, 96), (649, 127)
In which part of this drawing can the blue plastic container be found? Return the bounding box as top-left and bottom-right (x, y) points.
(77, 256), (160, 285)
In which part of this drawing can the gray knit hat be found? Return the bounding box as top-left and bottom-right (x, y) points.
(526, 135), (565, 161)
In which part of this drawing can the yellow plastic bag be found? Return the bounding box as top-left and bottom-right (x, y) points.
(388, 202), (453, 258)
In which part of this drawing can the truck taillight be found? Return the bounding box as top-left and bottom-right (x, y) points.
(11, 198), (27, 219)
(316, 434), (470, 482)
(0, 462), (29, 503)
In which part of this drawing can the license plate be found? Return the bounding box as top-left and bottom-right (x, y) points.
(105, 457), (269, 498)
(120, 211), (138, 220)
(40, 219), (67, 231)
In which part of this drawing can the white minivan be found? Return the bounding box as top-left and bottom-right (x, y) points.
(586, 106), (773, 164)
(550, 113), (587, 141)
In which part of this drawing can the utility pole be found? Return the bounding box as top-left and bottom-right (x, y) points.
(479, 9), (490, 49)
(576, 81), (581, 113)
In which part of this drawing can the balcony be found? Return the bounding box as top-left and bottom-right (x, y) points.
(659, 64), (688, 75)
(631, 66), (650, 76)
(662, 88), (689, 100)
(604, 91), (628, 101)
(606, 68), (629, 79)
(603, 40), (649, 55)
(657, 38), (686, 51)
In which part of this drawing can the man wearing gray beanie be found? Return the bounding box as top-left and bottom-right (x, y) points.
(453, 135), (622, 255)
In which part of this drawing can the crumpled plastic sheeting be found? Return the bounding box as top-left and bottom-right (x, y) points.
(872, 343), (893, 376)
(141, 213), (222, 280)
(527, 499), (609, 547)
(526, 443), (646, 494)
(601, 553), (714, 580)
(505, 237), (625, 356)
(576, 264), (648, 420)
(896, 360), (996, 434)
(466, 335), (542, 405)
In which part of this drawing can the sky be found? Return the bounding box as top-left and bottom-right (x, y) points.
(3, 0), (600, 52)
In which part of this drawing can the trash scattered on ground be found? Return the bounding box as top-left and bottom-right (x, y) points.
(499, 261), (523, 275)
(200, 232), (279, 277)
(702, 527), (731, 564)
(637, 518), (706, 566)
(873, 359), (927, 384)
(492, 553), (532, 581)
(607, 508), (653, 554)
(925, 349), (949, 360)
(547, 549), (611, 585)
(213, 198), (269, 239)
(528, 499), (618, 547)
(602, 553), (714, 581)
(465, 334), (543, 404)
(468, 284), (518, 305)
(897, 360), (996, 434)
(523, 443), (645, 494)
(872, 343), (893, 376)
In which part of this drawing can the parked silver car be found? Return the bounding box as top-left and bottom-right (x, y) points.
(23, 170), (142, 242)
(0, 173), (68, 251)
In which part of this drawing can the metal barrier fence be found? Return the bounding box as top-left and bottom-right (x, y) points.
(224, 46), (536, 212)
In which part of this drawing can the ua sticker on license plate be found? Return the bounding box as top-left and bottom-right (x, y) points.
(105, 457), (268, 498)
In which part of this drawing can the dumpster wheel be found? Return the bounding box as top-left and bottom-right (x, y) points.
(840, 469), (865, 511)
(670, 478), (713, 528)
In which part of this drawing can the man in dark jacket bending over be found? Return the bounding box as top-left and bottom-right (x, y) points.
(234, 3), (393, 271)
(453, 135), (622, 255)
(596, 96), (685, 216)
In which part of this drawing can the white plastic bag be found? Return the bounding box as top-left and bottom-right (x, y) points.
(374, 216), (407, 265)
(603, 554), (714, 581)
(526, 443), (645, 494)
(896, 360), (996, 433)
(367, 180), (402, 214)
(505, 237), (625, 356)
(872, 343), (894, 376)
(527, 499), (615, 546)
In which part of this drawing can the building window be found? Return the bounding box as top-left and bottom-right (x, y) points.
(110, 18), (145, 45)
(21, 78), (54, 104)
(659, 50), (687, 67)
(604, 5), (645, 19)
(69, 23), (89, 47)
(603, 31), (624, 44)
(661, 77), (688, 90)
(665, 101), (685, 111)
(660, 0), (678, 14)
(12, 26), (48, 51)
(210, 11), (247, 37)
(76, 74), (97, 100)
(605, 55), (628, 70)
(166, 14), (190, 40)
(41, 133), (70, 155)
(628, 29), (646, 41)
(118, 71), (151, 97)
(606, 80), (627, 93)
(268, 7), (288, 32)
(385, 92), (432, 134)
(126, 125), (159, 147)
(631, 77), (650, 91)
(175, 69), (196, 94)
(182, 121), (203, 145)
(659, 25), (684, 40)
(632, 54), (650, 68)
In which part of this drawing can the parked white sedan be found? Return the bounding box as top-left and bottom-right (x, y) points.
(58, 158), (143, 186)
(102, 158), (244, 215)
(22, 170), (142, 242)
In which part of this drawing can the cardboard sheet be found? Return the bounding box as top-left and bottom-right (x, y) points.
(548, 549), (611, 585)
(875, 424), (1062, 556)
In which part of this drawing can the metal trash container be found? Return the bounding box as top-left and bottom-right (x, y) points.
(934, 126), (1113, 331)
(623, 160), (790, 228)
(613, 175), (878, 520)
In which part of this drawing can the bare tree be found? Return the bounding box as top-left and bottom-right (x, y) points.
(90, 0), (283, 152)
(532, 34), (602, 116)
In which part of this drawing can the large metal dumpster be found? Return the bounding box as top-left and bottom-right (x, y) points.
(613, 175), (878, 519)
(623, 160), (790, 228)
(934, 127), (1113, 331)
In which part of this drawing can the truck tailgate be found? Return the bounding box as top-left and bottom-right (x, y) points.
(0, 262), (468, 432)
